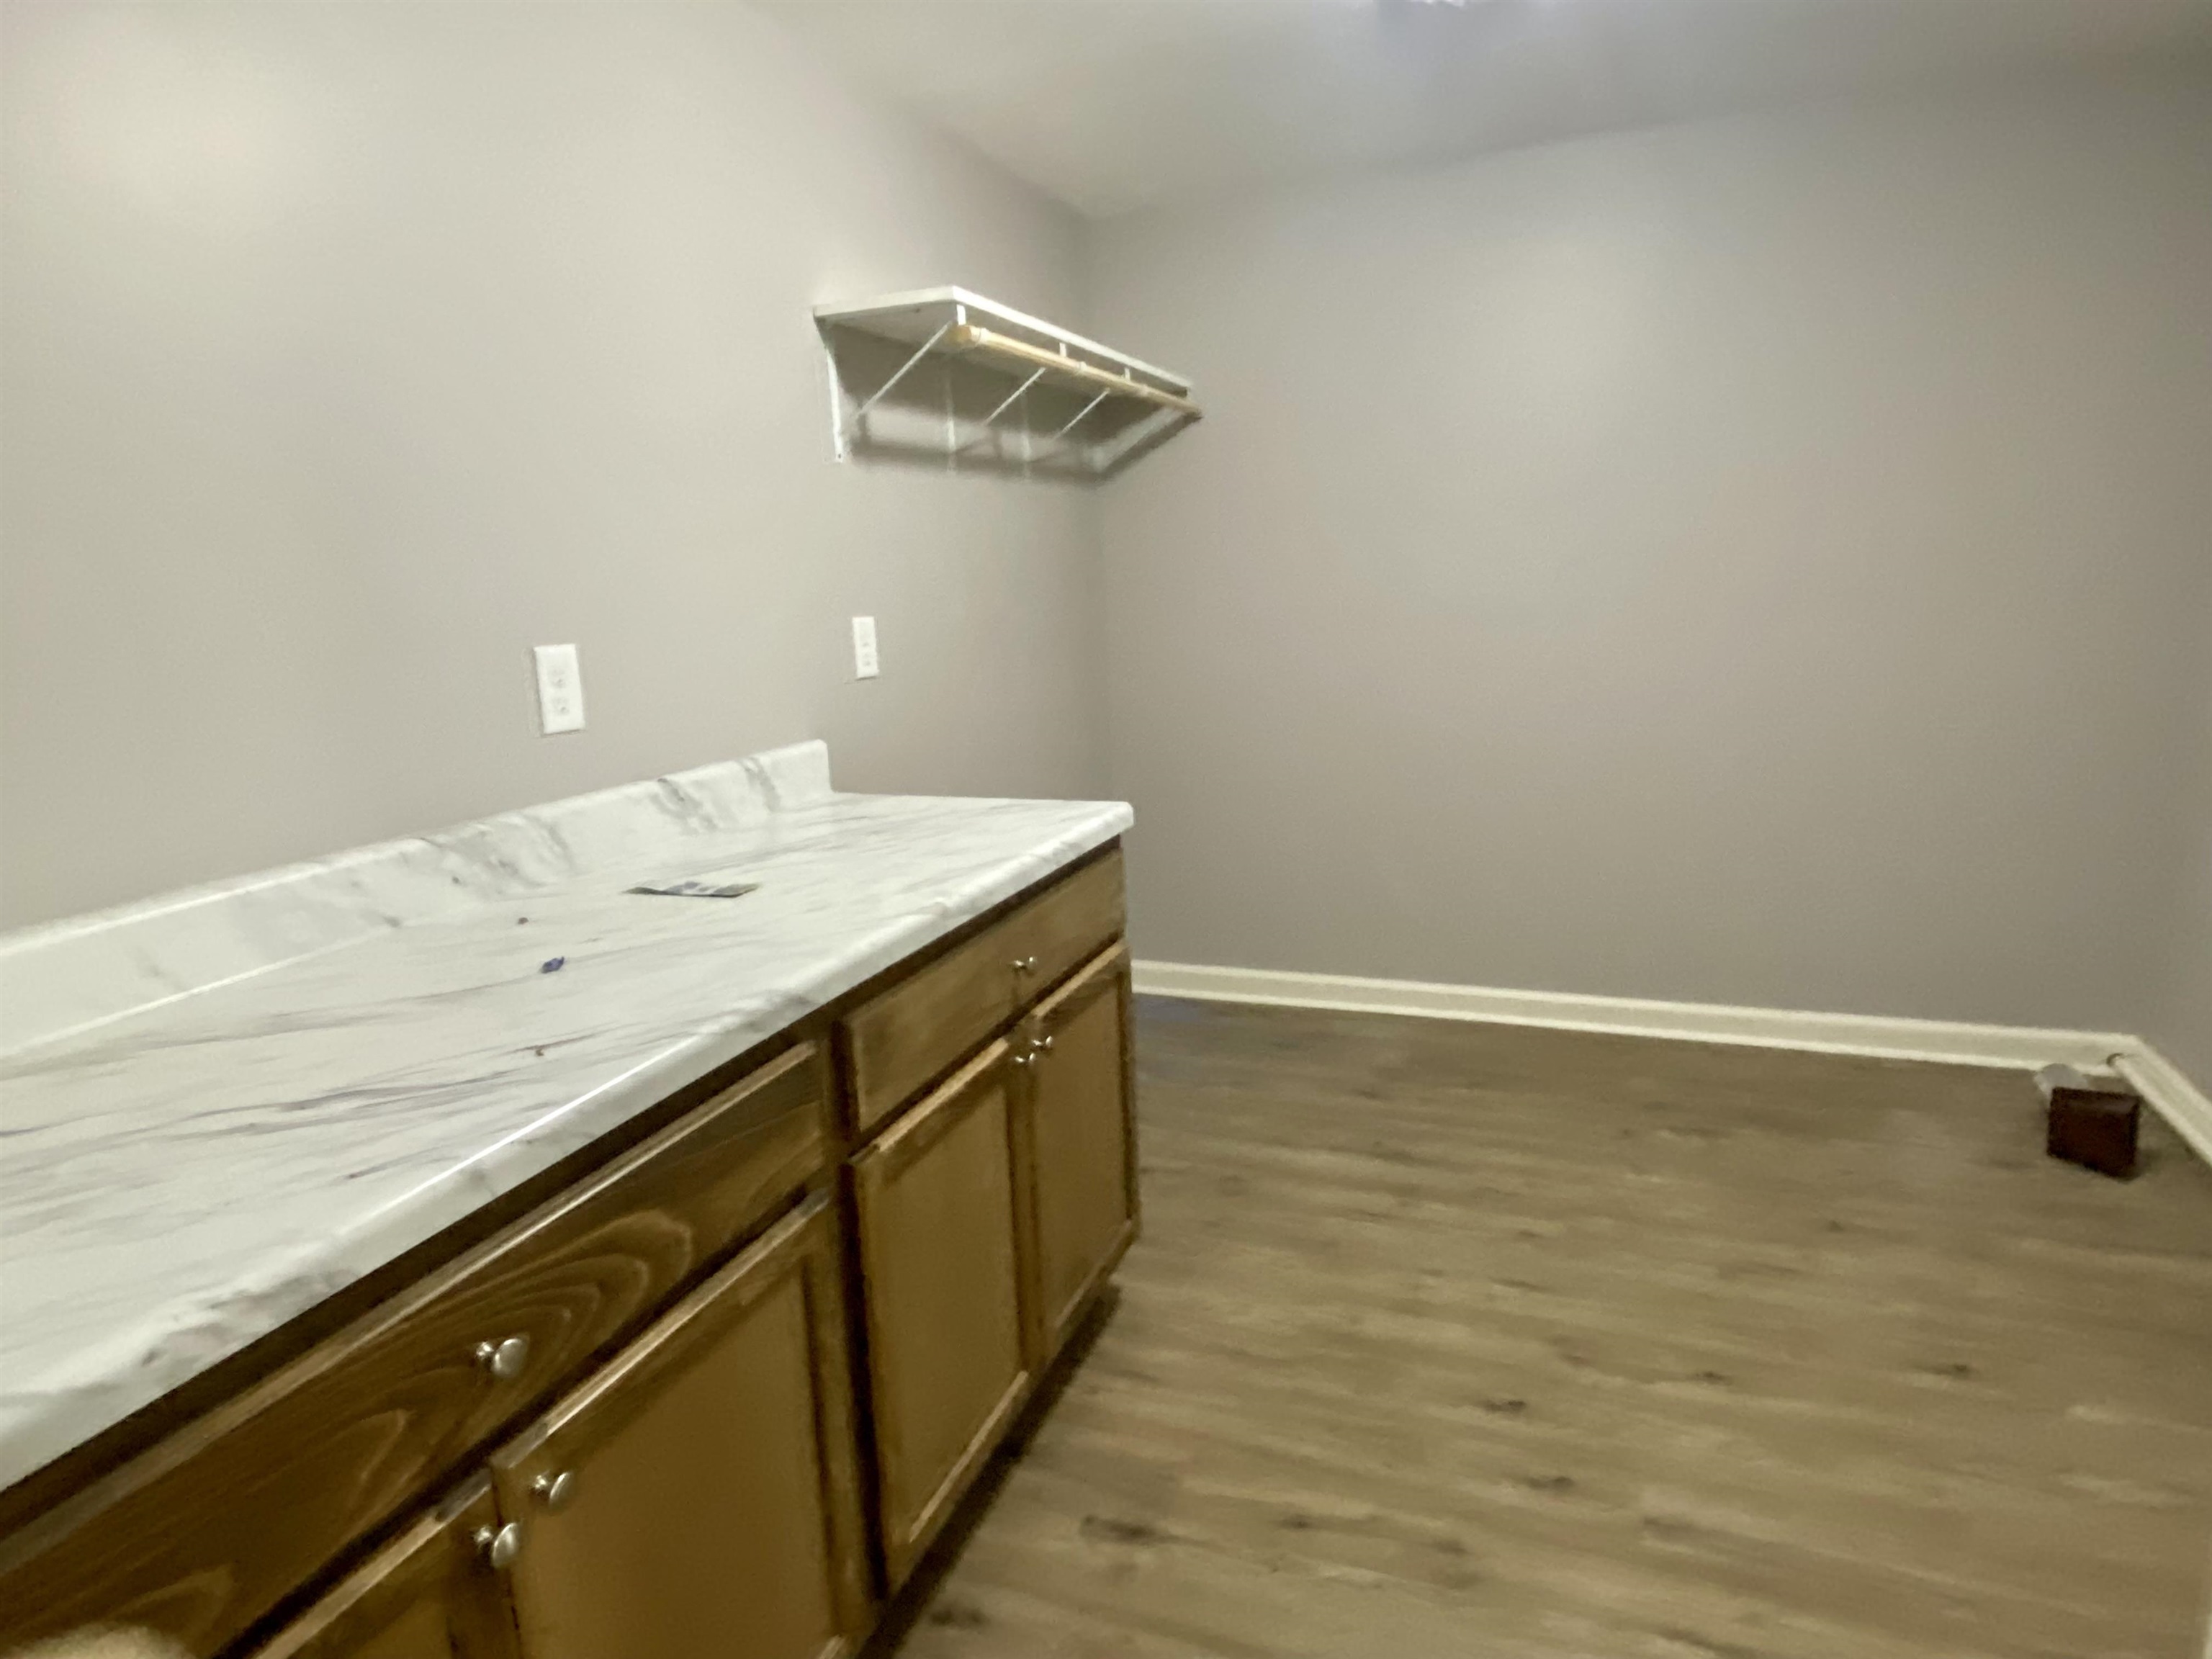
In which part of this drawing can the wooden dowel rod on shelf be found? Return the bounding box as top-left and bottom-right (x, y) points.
(946, 323), (1201, 418)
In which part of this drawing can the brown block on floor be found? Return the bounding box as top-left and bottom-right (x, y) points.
(2046, 1084), (2142, 1179)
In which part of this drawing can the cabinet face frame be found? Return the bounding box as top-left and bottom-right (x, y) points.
(484, 1193), (871, 1659)
(1014, 943), (1139, 1364)
(842, 850), (1125, 1137)
(848, 1040), (1032, 1588)
(245, 1478), (521, 1659)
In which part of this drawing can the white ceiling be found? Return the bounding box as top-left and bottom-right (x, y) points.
(766, 0), (2212, 217)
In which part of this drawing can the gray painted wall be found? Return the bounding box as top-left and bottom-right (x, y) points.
(0, 1), (1105, 927)
(2149, 612), (2212, 1084)
(6, 19), (2205, 1081)
(1088, 78), (2212, 1040)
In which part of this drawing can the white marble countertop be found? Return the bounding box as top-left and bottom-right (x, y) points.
(0, 743), (1130, 1491)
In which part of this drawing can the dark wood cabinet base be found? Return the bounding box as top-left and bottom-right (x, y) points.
(0, 846), (1136, 1659)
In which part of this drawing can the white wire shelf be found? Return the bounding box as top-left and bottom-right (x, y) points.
(813, 287), (1201, 479)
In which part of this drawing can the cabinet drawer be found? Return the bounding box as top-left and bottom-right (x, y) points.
(0, 1044), (829, 1659)
(844, 849), (1124, 1137)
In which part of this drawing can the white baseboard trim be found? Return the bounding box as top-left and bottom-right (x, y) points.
(1133, 961), (2212, 1170)
(1141, 956), (2212, 1177)
(1133, 961), (2134, 1073)
(2110, 1046), (2212, 1172)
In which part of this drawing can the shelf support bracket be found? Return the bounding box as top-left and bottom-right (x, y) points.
(951, 367), (1048, 457)
(848, 320), (954, 429)
(1048, 389), (1113, 445)
(824, 336), (849, 461)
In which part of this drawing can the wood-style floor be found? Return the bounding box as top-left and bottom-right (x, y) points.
(894, 997), (2212, 1659)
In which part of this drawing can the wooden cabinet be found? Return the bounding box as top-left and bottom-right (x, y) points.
(850, 1042), (1030, 1587)
(1016, 945), (1138, 1362)
(844, 850), (1124, 1135)
(245, 1480), (519, 1659)
(1, 844), (1134, 1659)
(485, 1195), (868, 1659)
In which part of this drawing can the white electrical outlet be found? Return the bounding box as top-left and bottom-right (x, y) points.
(533, 643), (586, 734)
(851, 616), (879, 680)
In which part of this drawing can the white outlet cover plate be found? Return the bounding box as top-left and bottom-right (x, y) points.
(851, 616), (879, 680)
(533, 643), (586, 734)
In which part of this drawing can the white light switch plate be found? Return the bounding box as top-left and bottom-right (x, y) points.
(851, 616), (879, 680)
(533, 643), (585, 734)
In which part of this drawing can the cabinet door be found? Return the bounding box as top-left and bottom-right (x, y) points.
(484, 1195), (868, 1659)
(244, 1480), (520, 1659)
(1017, 944), (1139, 1361)
(850, 1042), (1030, 1588)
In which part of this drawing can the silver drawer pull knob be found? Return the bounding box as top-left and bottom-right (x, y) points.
(532, 1470), (578, 1511)
(1035, 1033), (1055, 1053)
(476, 1521), (523, 1570)
(475, 1335), (531, 1380)
(1012, 955), (1038, 974)
(1011, 1051), (1035, 1069)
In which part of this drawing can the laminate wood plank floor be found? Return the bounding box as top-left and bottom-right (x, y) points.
(892, 998), (2212, 1659)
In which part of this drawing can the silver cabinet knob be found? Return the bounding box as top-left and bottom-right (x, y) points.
(1012, 955), (1039, 974)
(475, 1335), (531, 1380)
(1011, 1050), (1035, 1069)
(1034, 1033), (1055, 1053)
(531, 1470), (578, 1511)
(475, 1521), (523, 1570)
